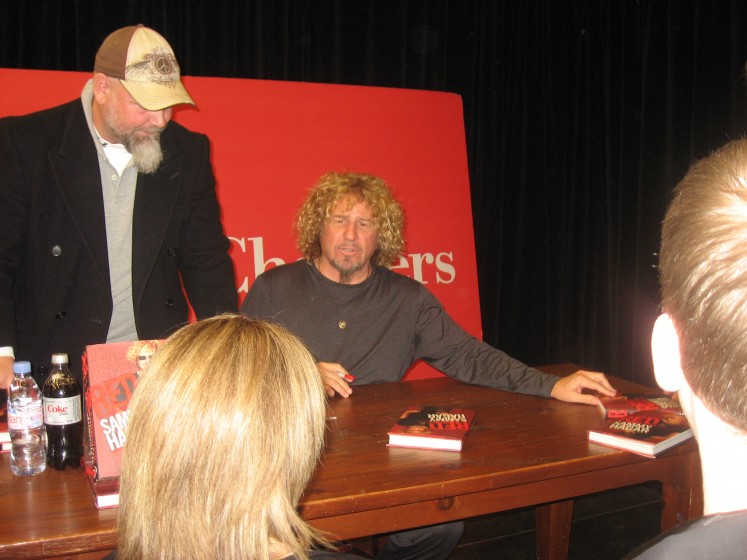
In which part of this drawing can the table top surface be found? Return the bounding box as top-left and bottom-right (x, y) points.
(0, 364), (698, 557)
(300, 364), (697, 520)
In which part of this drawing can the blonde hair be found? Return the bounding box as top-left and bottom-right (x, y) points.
(296, 171), (405, 266)
(117, 314), (329, 560)
(660, 139), (747, 432)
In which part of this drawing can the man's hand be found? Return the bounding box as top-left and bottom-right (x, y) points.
(550, 369), (616, 405)
(318, 362), (355, 398)
(0, 356), (14, 390)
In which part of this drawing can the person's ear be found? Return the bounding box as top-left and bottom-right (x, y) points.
(91, 72), (111, 104)
(651, 313), (686, 392)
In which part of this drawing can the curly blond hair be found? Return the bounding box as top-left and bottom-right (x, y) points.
(296, 171), (405, 267)
(124, 340), (160, 365)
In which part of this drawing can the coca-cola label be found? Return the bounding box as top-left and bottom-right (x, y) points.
(43, 395), (82, 425)
(8, 400), (44, 430)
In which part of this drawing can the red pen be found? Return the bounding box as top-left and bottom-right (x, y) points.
(337, 371), (356, 383)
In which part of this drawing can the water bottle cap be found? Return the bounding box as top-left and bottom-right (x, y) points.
(12, 361), (32, 374)
(51, 353), (69, 365)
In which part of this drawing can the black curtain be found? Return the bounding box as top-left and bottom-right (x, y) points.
(3, 0), (746, 385)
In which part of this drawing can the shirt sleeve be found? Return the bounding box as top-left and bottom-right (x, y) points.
(413, 286), (557, 398)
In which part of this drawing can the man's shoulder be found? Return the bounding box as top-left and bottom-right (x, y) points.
(158, 120), (210, 164)
(375, 266), (431, 296)
(243, 261), (309, 315)
(162, 119), (208, 145)
(1, 99), (81, 133)
(308, 551), (363, 560)
(626, 510), (747, 559)
(376, 266), (421, 285)
(256, 260), (308, 283)
(0, 100), (86, 159)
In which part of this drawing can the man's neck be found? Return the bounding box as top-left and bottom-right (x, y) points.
(90, 100), (115, 144)
(696, 413), (747, 515)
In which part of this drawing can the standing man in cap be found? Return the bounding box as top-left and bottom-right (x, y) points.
(0, 25), (237, 388)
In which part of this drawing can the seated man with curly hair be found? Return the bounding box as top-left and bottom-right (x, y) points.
(241, 171), (617, 560)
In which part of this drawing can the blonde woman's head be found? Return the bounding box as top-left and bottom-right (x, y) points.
(117, 314), (328, 560)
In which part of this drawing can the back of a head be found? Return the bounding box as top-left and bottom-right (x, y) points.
(117, 314), (328, 560)
(659, 138), (747, 432)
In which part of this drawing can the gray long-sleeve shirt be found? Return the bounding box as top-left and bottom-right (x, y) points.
(241, 261), (557, 397)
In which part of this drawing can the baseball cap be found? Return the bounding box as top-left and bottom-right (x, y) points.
(94, 24), (195, 110)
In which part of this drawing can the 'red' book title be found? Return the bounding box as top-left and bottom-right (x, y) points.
(588, 409), (693, 458)
(82, 340), (162, 497)
(387, 406), (476, 451)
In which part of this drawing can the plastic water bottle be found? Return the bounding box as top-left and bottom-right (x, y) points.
(8, 360), (46, 476)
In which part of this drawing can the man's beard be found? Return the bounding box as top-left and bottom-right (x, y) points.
(104, 111), (164, 174)
(331, 258), (364, 284)
(127, 132), (164, 174)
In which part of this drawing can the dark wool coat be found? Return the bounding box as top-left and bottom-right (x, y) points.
(0, 99), (237, 384)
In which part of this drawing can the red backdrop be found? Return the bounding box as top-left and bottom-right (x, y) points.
(0, 68), (480, 379)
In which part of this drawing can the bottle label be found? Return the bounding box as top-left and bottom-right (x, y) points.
(43, 395), (82, 425)
(8, 400), (44, 430)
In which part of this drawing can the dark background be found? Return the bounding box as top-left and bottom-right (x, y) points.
(3, 1), (746, 386)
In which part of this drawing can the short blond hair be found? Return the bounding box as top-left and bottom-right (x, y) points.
(296, 171), (405, 266)
(117, 314), (328, 559)
(660, 139), (747, 432)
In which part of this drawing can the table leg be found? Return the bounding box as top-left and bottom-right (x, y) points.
(536, 499), (573, 560)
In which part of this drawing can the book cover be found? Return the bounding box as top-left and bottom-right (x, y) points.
(387, 406), (476, 452)
(597, 392), (683, 419)
(82, 340), (162, 484)
(588, 410), (693, 458)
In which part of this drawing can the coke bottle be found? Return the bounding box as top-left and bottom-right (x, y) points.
(8, 360), (46, 476)
(43, 353), (83, 470)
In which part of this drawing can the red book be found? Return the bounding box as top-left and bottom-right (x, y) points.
(0, 425), (9, 453)
(387, 406), (476, 452)
(86, 473), (120, 509)
(82, 340), (162, 508)
(588, 410), (693, 458)
(597, 393), (683, 419)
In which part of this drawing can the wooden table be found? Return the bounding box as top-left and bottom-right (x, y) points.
(0, 365), (702, 560)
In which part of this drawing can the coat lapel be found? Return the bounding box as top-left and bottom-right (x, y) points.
(131, 130), (183, 307)
(50, 104), (110, 289)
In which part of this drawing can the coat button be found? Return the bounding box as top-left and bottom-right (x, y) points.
(165, 299), (174, 309)
(55, 311), (67, 319)
(51, 245), (62, 257)
(167, 247), (178, 256)
(338, 320), (347, 329)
